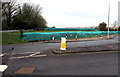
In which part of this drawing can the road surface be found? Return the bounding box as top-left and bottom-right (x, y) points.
(4, 51), (118, 75)
(1, 35), (119, 76)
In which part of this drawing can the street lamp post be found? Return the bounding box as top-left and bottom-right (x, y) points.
(107, 0), (110, 39)
(0, 1), (2, 30)
(118, 1), (120, 32)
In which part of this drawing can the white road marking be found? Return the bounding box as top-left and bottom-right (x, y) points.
(29, 52), (41, 56)
(0, 54), (4, 57)
(28, 54), (47, 58)
(5, 52), (47, 59)
(11, 52), (39, 55)
(3, 52), (41, 56)
(0, 65), (8, 72)
(9, 54), (46, 59)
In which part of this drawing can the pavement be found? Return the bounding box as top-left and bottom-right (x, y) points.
(1, 35), (120, 76)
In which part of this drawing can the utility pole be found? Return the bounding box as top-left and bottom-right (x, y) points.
(0, 1), (2, 30)
(107, 0), (110, 39)
(118, 1), (120, 31)
(0, 1), (2, 77)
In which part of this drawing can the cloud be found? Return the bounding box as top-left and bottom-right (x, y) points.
(19, 0), (119, 27)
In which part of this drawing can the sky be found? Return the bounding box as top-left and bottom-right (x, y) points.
(18, 0), (119, 28)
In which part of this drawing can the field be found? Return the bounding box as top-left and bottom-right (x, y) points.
(2, 32), (28, 45)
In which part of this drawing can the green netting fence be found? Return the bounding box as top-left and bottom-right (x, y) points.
(44, 28), (98, 31)
(21, 31), (120, 41)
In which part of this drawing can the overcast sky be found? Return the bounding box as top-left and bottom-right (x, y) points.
(18, 0), (119, 28)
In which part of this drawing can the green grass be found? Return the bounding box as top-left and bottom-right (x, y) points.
(2, 31), (60, 45)
(2, 32), (28, 45)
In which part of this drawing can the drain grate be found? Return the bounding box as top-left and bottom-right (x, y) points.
(15, 67), (35, 74)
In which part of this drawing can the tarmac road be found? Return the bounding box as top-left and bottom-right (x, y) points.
(1, 35), (119, 76)
(4, 51), (118, 75)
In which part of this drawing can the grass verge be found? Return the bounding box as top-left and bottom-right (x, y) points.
(2, 32), (28, 45)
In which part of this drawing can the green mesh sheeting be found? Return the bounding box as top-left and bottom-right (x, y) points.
(44, 28), (98, 31)
(21, 31), (120, 41)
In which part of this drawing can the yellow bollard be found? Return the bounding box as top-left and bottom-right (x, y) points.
(60, 37), (66, 50)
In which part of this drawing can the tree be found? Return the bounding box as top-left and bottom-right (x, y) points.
(12, 3), (47, 30)
(31, 4), (47, 29)
(112, 21), (117, 31)
(98, 22), (107, 31)
(2, 1), (47, 30)
(12, 3), (34, 29)
(112, 21), (117, 27)
(118, 26), (120, 31)
(2, 0), (19, 30)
